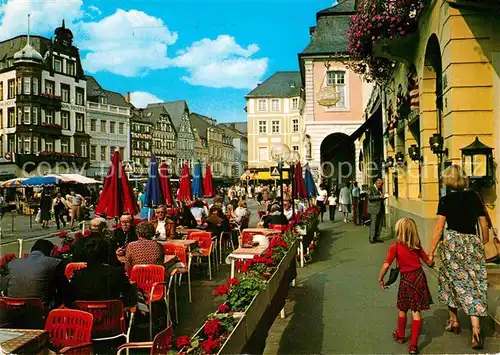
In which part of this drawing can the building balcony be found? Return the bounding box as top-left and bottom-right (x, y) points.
(15, 152), (89, 172)
(16, 123), (63, 136)
(16, 93), (62, 110)
(87, 102), (130, 116)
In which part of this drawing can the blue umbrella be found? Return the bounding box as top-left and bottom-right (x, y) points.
(21, 175), (61, 187)
(192, 162), (204, 199)
(304, 167), (318, 198)
(143, 155), (164, 210)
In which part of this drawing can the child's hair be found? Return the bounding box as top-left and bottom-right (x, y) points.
(395, 218), (422, 250)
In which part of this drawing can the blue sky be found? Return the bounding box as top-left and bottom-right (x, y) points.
(0, 0), (337, 122)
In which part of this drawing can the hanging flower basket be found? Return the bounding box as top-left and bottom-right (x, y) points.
(316, 86), (340, 107)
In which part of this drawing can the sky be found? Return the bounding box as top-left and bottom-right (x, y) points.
(0, 0), (338, 122)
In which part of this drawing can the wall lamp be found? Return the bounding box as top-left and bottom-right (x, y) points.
(383, 156), (394, 171)
(429, 133), (448, 158)
(408, 144), (423, 163)
(395, 151), (406, 167)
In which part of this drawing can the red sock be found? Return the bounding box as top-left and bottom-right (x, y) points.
(411, 320), (422, 346)
(397, 315), (407, 338)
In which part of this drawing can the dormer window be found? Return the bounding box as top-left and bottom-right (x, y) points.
(66, 61), (75, 76)
(100, 96), (107, 105)
(54, 59), (62, 73)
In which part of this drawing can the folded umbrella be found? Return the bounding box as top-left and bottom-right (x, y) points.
(192, 161), (204, 199)
(304, 167), (318, 198)
(177, 162), (192, 202)
(292, 163), (307, 199)
(143, 155), (163, 209)
(159, 161), (174, 206)
(203, 163), (214, 198)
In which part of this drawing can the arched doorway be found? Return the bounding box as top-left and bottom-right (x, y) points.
(320, 133), (355, 193)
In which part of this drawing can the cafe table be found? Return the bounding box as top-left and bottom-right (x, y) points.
(228, 246), (268, 278)
(175, 228), (203, 240)
(0, 329), (49, 354)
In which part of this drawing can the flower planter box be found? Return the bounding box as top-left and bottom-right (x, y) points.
(268, 241), (297, 299)
(217, 314), (246, 355)
(242, 289), (270, 341)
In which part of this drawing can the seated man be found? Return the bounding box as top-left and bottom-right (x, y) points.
(6, 239), (68, 309)
(151, 206), (175, 241)
(125, 222), (164, 274)
(262, 204), (289, 228)
(69, 238), (136, 307)
(110, 214), (138, 252)
(283, 199), (293, 221)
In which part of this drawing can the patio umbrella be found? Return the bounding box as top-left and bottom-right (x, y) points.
(0, 178), (26, 188)
(304, 167), (318, 198)
(203, 163), (214, 197)
(95, 150), (138, 219)
(143, 155), (163, 214)
(159, 161), (174, 206)
(292, 163), (307, 199)
(192, 161), (204, 199)
(177, 162), (192, 202)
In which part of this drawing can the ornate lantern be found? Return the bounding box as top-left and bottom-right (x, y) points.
(395, 152), (406, 167)
(461, 137), (494, 187)
(408, 144), (422, 162)
(316, 60), (340, 107)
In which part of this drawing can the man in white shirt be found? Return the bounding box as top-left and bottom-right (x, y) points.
(283, 199), (293, 220)
(316, 185), (328, 223)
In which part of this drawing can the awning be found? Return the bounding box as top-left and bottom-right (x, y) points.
(240, 171), (290, 181)
(58, 174), (101, 184)
(21, 175), (63, 187)
(0, 178), (27, 188)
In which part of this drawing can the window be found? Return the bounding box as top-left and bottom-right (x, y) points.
(23, 106), (30, 124)
(292, 145), (299, 152)
(101, 146), (107, 161)
(90, 145), (97, 160)
(271, 99), (279, 112)
(23, 136), (31, 154)
(32, 107), (38, 125)
(80, 142), (87, 157)
(32, 136), (38, 153)
(110, 121), (116, 134)
(119, 147), (125, 158)
(8, 136), (14, 153)
(76, 113), (84, 132)
(45, 110), (53, 124)
(61, 140), (69, 153)
(258, 99), (267, 112)
(8, 79), (15, 99)
(292, 119), (299, 132)
(119, 122), (124, 134)
(66, 61), (75, 76)
(23, 77), (31, 95)
(0, 81), (3, 101)
(17, 107), (22, 125)
(54, 59), (62, 72)
(61, 84), (70, 103)
(32, 78), (38, 95)
(0, 109), (2, 129)
(100, 120), (106, 133)
(90, 119), (97, 131)
(16, 77), (21, 95)
(271, 120), (280, 133)
(76, 88), (84, 105)
(100, 96), (107, 104)
(8, 108), (15, 127)
(327, 71), (347, 108)
(45, 139), (54, 152)
(61, 111), (70, 130)
(45, 80), (54, 95)
(258, 147), (269, 161)
(258, 121), (267, 134)
(292, 98), (299, 110)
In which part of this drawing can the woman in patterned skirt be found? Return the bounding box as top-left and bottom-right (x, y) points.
(428, 165), (489, 350)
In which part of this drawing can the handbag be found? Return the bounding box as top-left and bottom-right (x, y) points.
(475, 191), (499, 261)
(385, 244), (399, 287)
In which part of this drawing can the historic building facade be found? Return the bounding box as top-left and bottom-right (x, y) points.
(246, 71), (305, 170)
(86, 75), (131, 180)
(220, 123), (246, 178)
(0, 21), (89, 178)
(146, 105), (176, 166)
(129, 108), (153, 177)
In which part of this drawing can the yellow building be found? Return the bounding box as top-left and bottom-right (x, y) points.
(246, 72), (304, 169)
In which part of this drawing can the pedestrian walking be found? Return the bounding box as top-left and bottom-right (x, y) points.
(68, 190), (83, 230)
(352, 181), (361, 225)
(316, 184), (328, 223)
(368, 178), (387, 243)
(328, 193), (337, 221)
(428, 165), (489, 350)
(378, 218), (434, 355)
(39, 191), (52, 228)
(339, 182), (352, 223)
(52, 193), (68, 229)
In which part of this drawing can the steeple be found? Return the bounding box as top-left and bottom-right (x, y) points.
(54, 18), (73, 47)
(13, 13), (43, 64)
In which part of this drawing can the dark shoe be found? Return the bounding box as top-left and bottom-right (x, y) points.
(393, 329), (406, 344)
(375, 239), (384, 243)
(369, 240), (376, 244)
(409, 345), (418, 354)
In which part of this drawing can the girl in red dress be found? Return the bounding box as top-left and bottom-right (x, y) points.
(378, 218), (434, 354)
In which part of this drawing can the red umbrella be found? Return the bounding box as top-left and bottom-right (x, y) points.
(95, 151), (138, 219)
(177, 162), (192, 202)
(159, 161), (174, 206)
(203, 163), (214, 197)
(292, 162), (307, 199)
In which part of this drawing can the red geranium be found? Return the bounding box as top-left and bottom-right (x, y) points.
(58, 230), (68, 238)
(200, 338), (219, 354)
(214, 285), (229, 296)
(203, 318), (222, 337)
(228, 277), (239, 287)
(60, 245), (71, 254)
(218, 304), (230, 313)
(176, 335), (191, 349)
(240, 259), (253, 273)
(265, 258), (274, 265)
(265, 249), (274, 258)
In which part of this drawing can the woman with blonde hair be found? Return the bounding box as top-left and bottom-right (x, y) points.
(428, 164), (489, 349)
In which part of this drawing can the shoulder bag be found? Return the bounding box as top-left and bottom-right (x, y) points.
(474, 191), (499, 261)
(385, 244), (400, 287)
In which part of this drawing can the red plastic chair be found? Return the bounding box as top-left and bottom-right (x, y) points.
(0, 297), (45, 329)
(117, 325), (173, 355)
(163, 243), (192, 307)
(73, 300), (134, 343)
(269, 224), (286, 232)
(129, 265), (173, 340)
(44, 309), (93, 353)
(65, 262), (87, 280)
(189, 231), (215, 278)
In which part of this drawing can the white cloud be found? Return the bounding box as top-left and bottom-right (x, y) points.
(172, 35), (268, 89)
(130, 91), (163, 108)
(88, 5), (101, 16)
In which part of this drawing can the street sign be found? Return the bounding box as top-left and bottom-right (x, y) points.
(271, 167), (280, 177)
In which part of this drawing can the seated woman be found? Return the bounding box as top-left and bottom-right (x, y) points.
(190, 199), (207, 223)
(178, 204), (197, 229)
(234, 200), (250, 225)
(69, 238), (137, 307)
(125, 222), (165, 274)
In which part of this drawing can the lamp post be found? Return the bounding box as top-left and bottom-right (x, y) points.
(287, 150), (301, 217)
(271, 144), (291, 214)
(461, 136), (494, 190)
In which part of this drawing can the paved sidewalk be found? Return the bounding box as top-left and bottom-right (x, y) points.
(264, 217), (500, 354)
